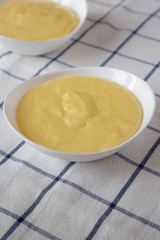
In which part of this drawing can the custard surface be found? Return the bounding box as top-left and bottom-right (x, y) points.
(0, 0), (79, 41)
(17, 76), (143, 153)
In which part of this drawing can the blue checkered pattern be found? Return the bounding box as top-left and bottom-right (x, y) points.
(0, 0), (160, 239)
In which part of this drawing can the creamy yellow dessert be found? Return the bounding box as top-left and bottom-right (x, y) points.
(0, 0), (79, 41)
(16, 76), (143, 153)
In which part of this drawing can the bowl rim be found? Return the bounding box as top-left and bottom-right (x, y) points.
(3, 66), (156, 159)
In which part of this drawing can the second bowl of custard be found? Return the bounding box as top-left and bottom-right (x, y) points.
(4, 67), (156, 162)
(0, 0), (87, 55)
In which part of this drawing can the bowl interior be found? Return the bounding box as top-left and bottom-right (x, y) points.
(0, 0), (87, 55)
(4, 67), (156, 162)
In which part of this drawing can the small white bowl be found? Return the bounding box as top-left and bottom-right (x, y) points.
(0, 0), (87, 55)
(4, 67), (156, 162)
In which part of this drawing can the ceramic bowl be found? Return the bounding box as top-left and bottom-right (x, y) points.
(0, 0), (87, 55)
(3, 67), (156, 162)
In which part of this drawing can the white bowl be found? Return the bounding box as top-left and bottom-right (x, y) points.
(0, 0), (87, 55)
(4, 67), (156, 162)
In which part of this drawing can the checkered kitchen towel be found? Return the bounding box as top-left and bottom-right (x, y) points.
(1, 0), (160, 239)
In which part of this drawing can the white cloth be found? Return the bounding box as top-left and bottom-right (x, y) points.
(1, 0), (160, 239)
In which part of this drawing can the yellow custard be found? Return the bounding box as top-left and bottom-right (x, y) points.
(0, 0), (79, 41)
(17, 76), (143, 153)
